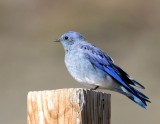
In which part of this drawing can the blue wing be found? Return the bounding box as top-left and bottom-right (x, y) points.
(81, 44), (137, 92)
(80, 44), (150, 108)
(82, 45), (134, 93)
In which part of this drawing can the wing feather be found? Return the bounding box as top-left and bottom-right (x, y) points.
(81, 44), (142, 95)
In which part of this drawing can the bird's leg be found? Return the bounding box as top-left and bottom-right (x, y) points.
(90, 86), (99, 90)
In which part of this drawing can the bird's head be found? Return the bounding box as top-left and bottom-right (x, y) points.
(55, 31), (85, 50)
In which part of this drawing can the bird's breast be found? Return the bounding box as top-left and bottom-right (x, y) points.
(65, 51), (89, 82)
(64, 50), (115, 89)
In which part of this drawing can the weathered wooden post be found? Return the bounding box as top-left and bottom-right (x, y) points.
(27, 88), (111, 124)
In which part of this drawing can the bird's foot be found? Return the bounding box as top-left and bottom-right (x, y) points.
(90, 86), (99, 90)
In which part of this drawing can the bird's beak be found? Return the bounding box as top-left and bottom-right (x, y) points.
(54, 39), (60, 42)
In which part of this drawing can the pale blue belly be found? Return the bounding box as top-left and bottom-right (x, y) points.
(65, 52), (116, 89)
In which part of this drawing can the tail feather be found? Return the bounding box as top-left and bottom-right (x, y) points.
(110, 65), (150, 108)
(114, 65), (145, 89)
(121, 86), (150, 109)
(131, 80), (145, 89)
(133, 88), (149, 100)
(128, 94), (147, 109)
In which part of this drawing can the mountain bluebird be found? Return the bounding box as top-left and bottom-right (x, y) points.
(55, 31), (150, 109)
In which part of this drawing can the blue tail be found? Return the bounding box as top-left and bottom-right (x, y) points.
(123, 86), (151, 109)
(111, 65), (150, 109)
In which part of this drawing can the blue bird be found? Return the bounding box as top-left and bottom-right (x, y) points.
(55, 31), (150, 109)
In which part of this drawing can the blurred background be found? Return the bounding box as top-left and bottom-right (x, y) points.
(0, 0), (160, 123)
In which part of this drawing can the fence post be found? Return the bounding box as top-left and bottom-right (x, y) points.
(27, 88), (111, 124)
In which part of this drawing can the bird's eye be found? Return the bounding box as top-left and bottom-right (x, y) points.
(64, 36), (68, 40)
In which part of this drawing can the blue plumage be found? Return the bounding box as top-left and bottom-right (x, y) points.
(56, 31), (150, 109)
(84, 45), (150, 108)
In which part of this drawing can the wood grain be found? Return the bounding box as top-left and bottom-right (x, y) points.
(27, 88), (111, 124)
